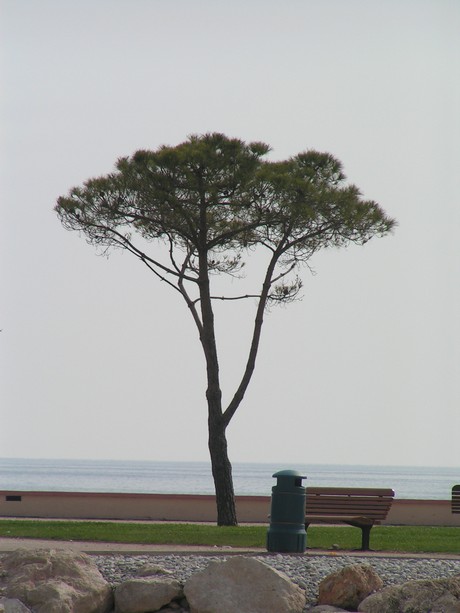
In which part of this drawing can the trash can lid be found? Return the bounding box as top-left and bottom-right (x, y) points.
(272, 469), (307, 479)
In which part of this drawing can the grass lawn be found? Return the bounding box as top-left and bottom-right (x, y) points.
(0, 520), (459, 554)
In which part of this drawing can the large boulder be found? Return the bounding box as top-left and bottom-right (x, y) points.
(0, 548), (113, 613)
(184, 555), (306, 613)
(358, 575), (460, 612)
(114, 576), (183, 613)
(114, 562), (183, 613)
(318, 564), (383, 611)
(0, 598), (33, 612)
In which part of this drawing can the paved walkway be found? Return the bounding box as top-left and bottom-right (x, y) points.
(0, 537), (265, 555)
(1, 537), (459, 559)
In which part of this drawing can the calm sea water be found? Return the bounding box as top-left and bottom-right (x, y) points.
(0, 458), (458, 500)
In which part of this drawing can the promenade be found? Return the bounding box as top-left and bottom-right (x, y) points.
(0, 528), (458, 560)
(1, 491), (459, 560)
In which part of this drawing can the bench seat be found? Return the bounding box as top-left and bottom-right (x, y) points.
(452, 485), (460, 514)
(305, 487), (394, 550)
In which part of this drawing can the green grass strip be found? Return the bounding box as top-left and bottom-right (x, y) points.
(306, 526), (460, 554)
(0, 521), (265, 548)
(0, 521), (459, 554)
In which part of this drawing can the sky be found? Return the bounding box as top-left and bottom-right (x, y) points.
(1, 0), (459, 469)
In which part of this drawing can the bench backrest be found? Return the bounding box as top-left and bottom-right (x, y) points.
(453, 485), (460, 514)
(306, 487), (395, 520)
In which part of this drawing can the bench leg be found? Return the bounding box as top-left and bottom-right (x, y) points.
(361, 525), (371, 551)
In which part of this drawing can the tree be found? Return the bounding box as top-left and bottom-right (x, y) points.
(55, 133), (395, 525)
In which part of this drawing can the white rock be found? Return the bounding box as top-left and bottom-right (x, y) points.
(0, 548), (113, 613)
(184, 556), (306, 613)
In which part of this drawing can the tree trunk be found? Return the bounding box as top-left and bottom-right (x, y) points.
(208, 408), (237, 525)
(196, 242), (238, 526)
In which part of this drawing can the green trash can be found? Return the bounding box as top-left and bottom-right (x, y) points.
(266, 469), (307, 553)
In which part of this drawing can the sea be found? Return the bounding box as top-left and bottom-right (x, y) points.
(0, 458), (458, 500)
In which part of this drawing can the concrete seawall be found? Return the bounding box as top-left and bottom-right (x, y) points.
(1, 491), (459, 526)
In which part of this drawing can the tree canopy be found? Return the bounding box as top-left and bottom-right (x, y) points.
(56, 133), (395, 524)
(57, 134), (392, 303)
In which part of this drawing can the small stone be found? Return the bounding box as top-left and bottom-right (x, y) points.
(308, 606), (351, 612)
(135, 564), (173, 577)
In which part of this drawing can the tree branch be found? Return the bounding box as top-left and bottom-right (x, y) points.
(210, 294), (262, 302)
(222, 246), (282, 427)
(86, 222), (199, 284)
(177, 253), (204, 336)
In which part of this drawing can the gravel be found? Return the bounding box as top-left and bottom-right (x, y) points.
(93, 552), (460, 610)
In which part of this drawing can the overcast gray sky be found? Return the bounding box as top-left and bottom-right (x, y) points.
(1, 0), (459, 468)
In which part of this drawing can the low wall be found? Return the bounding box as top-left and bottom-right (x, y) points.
(0, 491), (459, 527)
(0, 491), (269, 523)
(383, 498), (459, 527)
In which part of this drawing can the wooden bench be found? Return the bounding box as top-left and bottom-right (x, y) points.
(452, 485), (460, 514)
(305, 487), (394, 550)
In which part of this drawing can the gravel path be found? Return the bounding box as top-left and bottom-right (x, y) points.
(93, 552), (460, 610)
